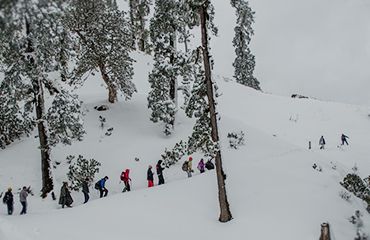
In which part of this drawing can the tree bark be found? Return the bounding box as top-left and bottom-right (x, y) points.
(319, 223), (331, 240)
(26, 17), (54, 198)
(199, 2), (232, 223)
(129, 0), (137, 50)
(98, 61), (117, 103)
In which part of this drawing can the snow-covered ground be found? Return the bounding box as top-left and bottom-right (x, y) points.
(1, 0), (370, 239)
(1, 51), (370, 239)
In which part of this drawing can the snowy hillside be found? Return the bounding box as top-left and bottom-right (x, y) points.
(1, 0), (370, 239)
(1, 51), (370, 239)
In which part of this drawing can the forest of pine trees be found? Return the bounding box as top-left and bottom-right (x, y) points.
(0, 0), (257, 221)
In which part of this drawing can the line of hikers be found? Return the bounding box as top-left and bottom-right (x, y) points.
(318, 133), (349, 150)
(3, 157), (215, 214)
(58, 158), (214, 209)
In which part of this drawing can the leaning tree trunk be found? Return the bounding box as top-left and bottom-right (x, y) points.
(25, 17), (54, 198)
(199, 2), (232, 222)
(98, 61), (117, 103)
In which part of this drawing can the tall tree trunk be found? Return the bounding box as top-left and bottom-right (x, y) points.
(129, 0), (137, 50)
(26, 17), (54, 198)
(138, 15), (146, 52)
(199, 2), (232, 222)
(98, 61), (117, 103)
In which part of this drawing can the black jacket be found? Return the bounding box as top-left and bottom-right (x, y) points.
(3, 191), (13, 205)
(147, 168), (154, 181)
(82, 181), (89, 193)
(156, 161), (164, 176)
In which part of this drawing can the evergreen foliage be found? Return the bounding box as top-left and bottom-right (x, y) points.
(65, 0), (135, 103)
(148, 0), (180, 135)
(341, 173), (370, 212)
(66, 155), (101, 191)
(129, 0), (152, 52)
(161, 140), (187, 167)
(231, 0), (260, 90)
(227, 131), (245, 149)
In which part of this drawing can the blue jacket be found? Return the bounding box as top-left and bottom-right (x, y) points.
(99, 178), (106, 188)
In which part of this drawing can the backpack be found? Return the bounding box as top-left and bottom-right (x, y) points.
(120, 171), (125, 181)
(182, 161), (188, 171)
(205, 160), (214, 170)
(94, 181), (100, 190)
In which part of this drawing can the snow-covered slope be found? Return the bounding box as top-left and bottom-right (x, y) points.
(1, 51), (370, 239)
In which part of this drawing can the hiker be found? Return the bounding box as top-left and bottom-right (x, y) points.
(95, 176), (109, 198)
(341, 134), (349, 145)
(3, 188), (14, 215)
(19, 186), (29, 215)
(319, 136), (326, 149)
(82, 178), (89, 204)
(205, 159), (215, 170)
(147, 165), (154, 188)
(120, 169), (131, 192)
(156, 160), (165, 185)
(187, 157), (194, 177)
(59, 182), (73, 208)
(197, 159), (205, 173)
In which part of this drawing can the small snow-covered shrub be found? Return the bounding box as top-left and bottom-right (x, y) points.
(350, 210), (368, 240)
(312, 163), (322, 172)
(339, 190), (352, 202)
(227, 131), (245, 149)
(99, 116), (106, 129)
(67, 155), (101, 191)
(161, 140), (187, 167)
(340, 174), (369, 200)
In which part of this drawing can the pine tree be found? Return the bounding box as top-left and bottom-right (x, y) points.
(231, 0), (260, 90)
(185, 0), (232, 222)
(65, 0), (135, 103)
(0, 0), (85, 198)
(148, 0), (181, 135)
(129, 0), (152, 52)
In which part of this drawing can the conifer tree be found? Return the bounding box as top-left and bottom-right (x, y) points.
(129, 0), (152, 52)
(0, 0), (85, 198)
(65, 0), (135, 103)
(231, 0), (260, 90)
(147, 0), (181, 135)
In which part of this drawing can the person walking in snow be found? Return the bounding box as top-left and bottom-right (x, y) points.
(120, 169), (131, 192)
(19, 186), (29, 215)
(205, 159), (215, 170)
(187, 157), (194, 178)
(3, 187), (14, 215)
(319, 136), (326, 149)
(59, 182), (73, 208)
(156, 160), (165, 185)
(197, 159), (205, 173)
(341, 134), (349, 145)
(82, 178), (89, 204)
(147, 165), (154, 188)
(95, 176), (109, 198)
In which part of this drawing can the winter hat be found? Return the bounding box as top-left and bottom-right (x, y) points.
(189, 156), (193, 161)
(149, 165), (152, 168)
(8, 187), (12, 191)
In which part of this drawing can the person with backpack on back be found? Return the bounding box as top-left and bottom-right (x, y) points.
(120, 169), (131, 192)
(197, 159), (205, 173)
(95, 176), (109, 198)
(341, 133), (349, 146)
(3, 187), (14, 215)
(147, 165), (154, 188)
(156, 160), (165, 185)
(82, 178), (89, 204)
(319, 136), (326, 149)
(19, 186), (29, 215)
(205, 159), (215, 170)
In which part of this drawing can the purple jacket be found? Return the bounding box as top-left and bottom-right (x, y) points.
(197, 160), (205, 171)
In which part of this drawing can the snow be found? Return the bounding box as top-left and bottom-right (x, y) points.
(1, 1), (370, 240)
